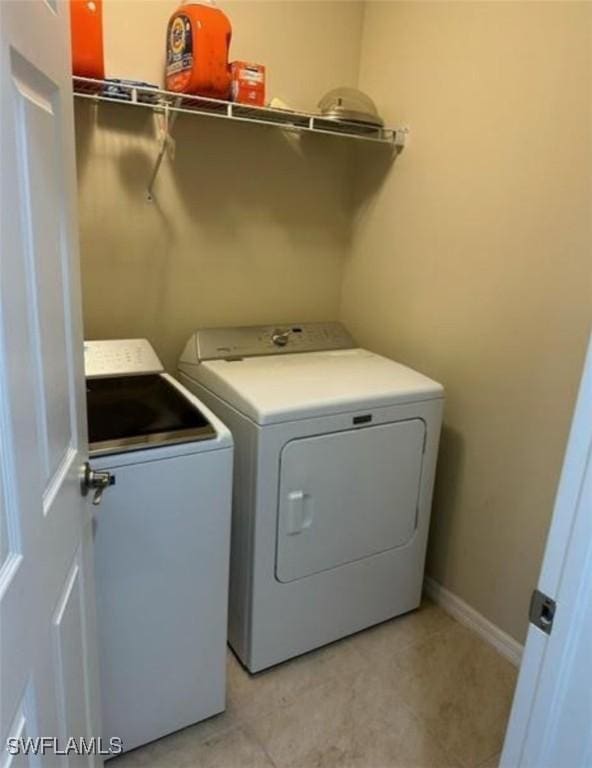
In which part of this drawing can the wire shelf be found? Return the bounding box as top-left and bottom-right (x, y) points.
(73, 76), (407, 200)
(72, 77), (407, 147)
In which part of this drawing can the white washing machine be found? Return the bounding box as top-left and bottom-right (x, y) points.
(85, 339), (233, 754)
(178, 323), (444, 673)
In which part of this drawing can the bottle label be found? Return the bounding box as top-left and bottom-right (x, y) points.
(166, 14), (193, 79)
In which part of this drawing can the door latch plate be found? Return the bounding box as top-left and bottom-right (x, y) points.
(529, 589), (556, 635)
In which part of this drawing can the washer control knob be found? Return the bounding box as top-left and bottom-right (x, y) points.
(272, 329), (290, 347)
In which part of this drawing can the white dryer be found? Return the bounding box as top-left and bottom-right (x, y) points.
(178, 323), (444, 673)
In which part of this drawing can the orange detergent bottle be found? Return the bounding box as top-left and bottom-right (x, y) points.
(165, 1), (232, 99)
(70, 0), (105, 80)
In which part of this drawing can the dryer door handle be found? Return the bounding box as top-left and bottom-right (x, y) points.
(286, 490), (313, 535)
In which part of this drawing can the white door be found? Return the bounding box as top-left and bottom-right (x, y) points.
(0, 0), (102, 764)
(501, 333), (592, 768)
(276, 420), (425, 583)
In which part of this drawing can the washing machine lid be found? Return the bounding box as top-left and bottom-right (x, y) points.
(86, 373), (217, 456)
(181, 348), (444, 425)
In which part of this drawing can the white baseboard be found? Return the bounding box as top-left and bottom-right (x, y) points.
(423, 576), (523, 667)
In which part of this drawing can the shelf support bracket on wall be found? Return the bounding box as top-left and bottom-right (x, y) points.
(147, 99), (180, 202)
(393, 128), (408, 149)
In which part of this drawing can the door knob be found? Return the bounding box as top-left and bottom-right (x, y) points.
(81, 461), (115, 506)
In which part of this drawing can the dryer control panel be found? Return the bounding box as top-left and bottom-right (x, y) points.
(84, 339), (164, 379)
(194, 322), (355, 361)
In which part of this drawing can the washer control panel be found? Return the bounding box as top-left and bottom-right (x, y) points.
(195, 323), (355, 361)
(84, 339), (164, 379)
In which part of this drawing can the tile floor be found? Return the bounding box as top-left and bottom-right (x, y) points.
(112, 600), (517, 768)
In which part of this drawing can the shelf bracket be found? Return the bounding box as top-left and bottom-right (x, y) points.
(147, 99), (180, 202)
(393, 128), (409, 149)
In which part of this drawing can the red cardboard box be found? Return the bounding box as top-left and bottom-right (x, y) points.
(230, 61), (265, 107)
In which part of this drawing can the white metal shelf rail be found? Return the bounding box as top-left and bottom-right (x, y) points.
(72, 76), (408, 200)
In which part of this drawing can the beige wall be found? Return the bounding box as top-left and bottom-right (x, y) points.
(77, 0), (364, 369)
(340, 2), (592, 641)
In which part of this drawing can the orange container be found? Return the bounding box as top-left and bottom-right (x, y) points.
(165, 2), (232, 99)
(230, 61), (265, 107)
(70, 0), (105, 80)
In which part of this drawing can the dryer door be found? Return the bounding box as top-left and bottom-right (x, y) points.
(276, 419), (426, 583)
